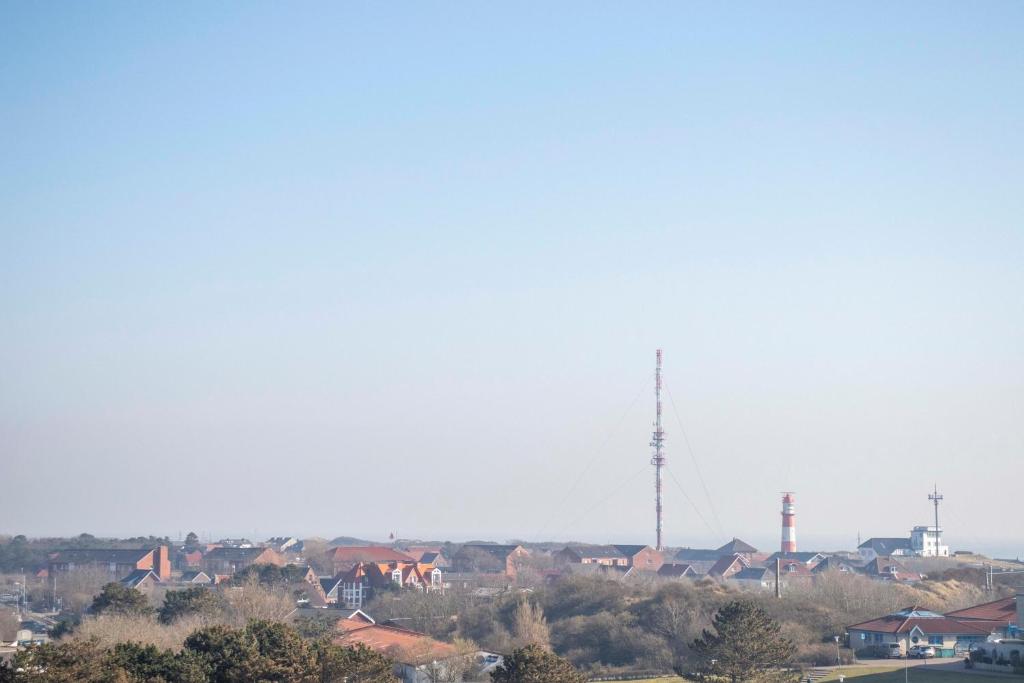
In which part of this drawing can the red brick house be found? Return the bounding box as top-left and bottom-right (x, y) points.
(557, 544), (663, 571)
(452, 544), (528, 578)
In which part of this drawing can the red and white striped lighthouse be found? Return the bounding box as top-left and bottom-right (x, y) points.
(781, 492), (797, 553)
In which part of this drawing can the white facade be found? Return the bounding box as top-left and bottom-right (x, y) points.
(910, 526), (949, 557)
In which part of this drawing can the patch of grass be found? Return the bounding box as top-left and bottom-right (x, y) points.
(818, 665), (1011, 682)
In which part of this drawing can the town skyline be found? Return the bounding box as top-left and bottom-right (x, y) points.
(3, 3), (1022, 556)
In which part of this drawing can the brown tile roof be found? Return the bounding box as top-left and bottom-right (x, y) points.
(946, 596), (1017, 623)
(334, 621), (456, 665)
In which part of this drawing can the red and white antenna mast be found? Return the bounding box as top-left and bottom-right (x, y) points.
(651, 349), (666, 551)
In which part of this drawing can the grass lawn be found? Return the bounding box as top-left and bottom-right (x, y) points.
(818, 665), (1013, 682)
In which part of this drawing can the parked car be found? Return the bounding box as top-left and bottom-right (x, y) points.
(885, 643), (904, 658)
(909, 645), (936, 659)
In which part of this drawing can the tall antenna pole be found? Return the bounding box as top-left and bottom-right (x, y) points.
(928, 484), (943, 556)
(650, 349), (666, 551)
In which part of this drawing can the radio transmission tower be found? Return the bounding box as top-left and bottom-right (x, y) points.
(929, 484), (943, 555)
(650, 349), (666, 551)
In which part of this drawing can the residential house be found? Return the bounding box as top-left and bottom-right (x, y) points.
(403, 547), (451, 569)
(862, 557), (924, 583)
(452, 544), (528, 578)
(708, 554), (749, 580)
(673, 539), (758, 575)
(203, 547), (285, 575)
(730, 567), (775, 590)
(334, 561), (444, 610)
(319, 576), (344, 605)
(848, 606), (993, 657)
(179, 570), (212, 585)
(119, 569), (161, 592)
(328, 547), (416, 575)
(858, 538), (913, 563)
(766, 551), (827, 569)
(715, 538), (759, 560)
(333, 611), (462, 683)
(265, 537), (300, 553)
(48, 547), (171, 582)
(812, 557), (862, 575)
(657, 563), (697, 579)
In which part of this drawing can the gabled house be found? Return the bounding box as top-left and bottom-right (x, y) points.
(812, 557), (862, 574)
(708, 554), (749, 579)
(119, 569), (160, 592)
(334, 561), (444, 609)
(657, 563), (696, 579)
(557, 545), (628, 567)
(179, 570), (212, 585)
(715, 538), (759, 559)
(766, 551), (827, 569)
(452, 544), (528, 578)
(612, 545), (664, 571)
(320, 576), (345, 605)
(730, 567), (775, 589)
(859, 537), (913, 562)
(48, 547), (171, 582)
(403, 547), (451, 569)
(848, 606), (992, 657)
(333, 612), (460, 683)
(862, 557), (923, 583)
(203, 547), (285, 575)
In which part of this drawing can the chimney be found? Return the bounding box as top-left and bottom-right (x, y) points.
(781, 493), (797, 554)
(155, 545), (171, 581)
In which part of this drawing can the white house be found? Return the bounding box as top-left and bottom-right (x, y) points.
(910, 526), (949, 557)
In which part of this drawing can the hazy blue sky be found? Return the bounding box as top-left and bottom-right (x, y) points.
(2, 3), (1022, 556)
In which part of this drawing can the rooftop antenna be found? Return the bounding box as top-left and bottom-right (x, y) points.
(650, 349), (666, 551)
(929, 484), (943, 555)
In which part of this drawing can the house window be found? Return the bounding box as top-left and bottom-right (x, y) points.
(929, 636), (943, 645)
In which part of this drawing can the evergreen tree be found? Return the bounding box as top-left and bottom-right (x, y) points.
(89, 582), (152, 617)
(688, 600), (795, 683)
(490, 644), (585, 683)
(158, 587), (224, 624)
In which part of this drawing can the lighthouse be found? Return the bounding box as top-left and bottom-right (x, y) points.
(781, 492), (797, 553)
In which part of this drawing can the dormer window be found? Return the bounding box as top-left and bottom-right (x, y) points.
(392, 569), (402, 584)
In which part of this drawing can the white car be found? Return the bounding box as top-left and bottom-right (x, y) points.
(908, 645), (936, 659)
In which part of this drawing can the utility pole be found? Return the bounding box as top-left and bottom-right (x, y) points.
(929, 484), (943, 556)
(775, 557), (782, 598)
(650, 349), (666, 552)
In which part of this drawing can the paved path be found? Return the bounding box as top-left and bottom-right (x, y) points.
(823, 658), (1020, 679)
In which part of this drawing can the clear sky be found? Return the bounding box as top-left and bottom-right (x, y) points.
(2, 3), (1022, 556)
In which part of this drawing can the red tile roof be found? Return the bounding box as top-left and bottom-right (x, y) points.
(946, 596), (1017, 624)
(334, 619), (456, 665)
(849, 607), (995, 636)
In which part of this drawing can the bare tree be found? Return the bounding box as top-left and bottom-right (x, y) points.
(223, 575), (295, 625)
(511, 599), (550, 650)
